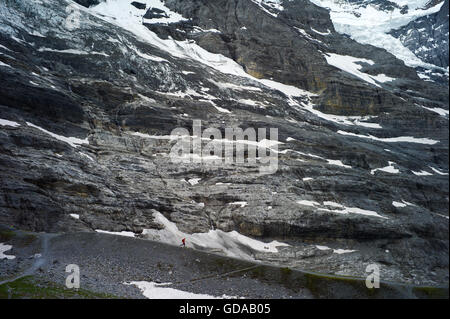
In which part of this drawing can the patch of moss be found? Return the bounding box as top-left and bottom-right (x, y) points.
(302, 272), (380, 299)
(15, 234), (38, 248)
(413, 286), (449, 299)
(0, 230), (16, 242)
(211, 257), (246, 272)
(249, 266), (265, 279)
(0, 228), (37, 248)
(280, 267), (292, 276)
(0, 276), (118, 299)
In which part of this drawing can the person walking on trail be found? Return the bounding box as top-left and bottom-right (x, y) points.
(181, 238), (186, 247)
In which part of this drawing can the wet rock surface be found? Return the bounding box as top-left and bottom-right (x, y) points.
(0, 0), (448, 288)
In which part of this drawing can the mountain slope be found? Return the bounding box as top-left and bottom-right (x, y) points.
(309, 0), (448, 83)
(390, 0), (449, 69)
(0, 0), (448, 287)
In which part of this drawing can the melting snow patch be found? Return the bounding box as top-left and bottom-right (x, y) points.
(229, 201), (248, 208)
(128, 45), (168, 62)
(210, 102), (231, 114)
(131, 132), (181, 140)
(26, 122), (89, 148)
(237, 99), (263, 108)
(297, 200), (320, 207)
(0, 44), (12, 52)
(38, 48), (109, 56)
(0, 118), (20, 127)
(412, 170), (433, 176)
(192, 27), (222, 34)
(333, 249), (357, 254)
(429, 167), (448, 176)
(188, 178), (201, 186)
(337, 130), (439, 145)
(294, 27), (324, 44)
(371, 161), (399, 175)
(208, 79), (262, 92)
(299, 101), (382, 128)
(79, 152), (95, 162)
(324, 53), (395, 87)
(392, 200), (415, 208)
(70, 214), (80, 220)
(323, 201), (344, 208)
(337, 207), (387, 219)
(320, 205), (388, 219)
(142, 212), (289, 260)
(326, 159), (352, 168)
(418, 104), (449, 117)
(393, 201), (407, 208)
(95, 230), (136, 237)
(125, 281), (238, 299)
(316, 245), (356, 254)
(311, 28), (331, 36)
(351, 120), (382, 129)
(0, 61), (12, 68)
(0, 243), (15, 260)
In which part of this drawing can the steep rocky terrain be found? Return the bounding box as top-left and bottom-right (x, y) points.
(0, 0), (448, 292)
(310, 0), (449, 83)
(390, 0), (449, 68)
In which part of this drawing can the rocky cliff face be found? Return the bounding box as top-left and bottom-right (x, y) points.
(159, 0), (441, 116)
(309, 0), (449, 83)
(390, 0), (449, 68)
(0, 0), (448, 286)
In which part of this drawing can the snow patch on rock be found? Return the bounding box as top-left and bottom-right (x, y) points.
(142, 212), (289, 261)
(0, 243), (15, 260)
(125, 281), (238, 299)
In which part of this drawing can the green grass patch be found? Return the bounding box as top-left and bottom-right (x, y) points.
(0, 276), (118, 299)
(412, 286), (449, 299)
(0, 230), (16, 242)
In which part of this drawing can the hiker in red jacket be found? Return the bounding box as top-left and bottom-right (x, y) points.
(181, 238), (186, 247)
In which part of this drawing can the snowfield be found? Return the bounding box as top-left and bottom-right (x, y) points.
(371, 161), (400, 175)
(310, 0), (447, 75)
(337, 130), (440, 145)
(0, 243), (15, 260)
(324, 53), (396, 87)
(142, 212), (289, 261)
(125, 281), (238, 299)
